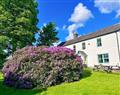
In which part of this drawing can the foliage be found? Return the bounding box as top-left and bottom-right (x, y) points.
(0, 0), (38, 64)
(38, 22), (59, 46)
(0, 36), (9, 67)
(2, 46), (83, 89)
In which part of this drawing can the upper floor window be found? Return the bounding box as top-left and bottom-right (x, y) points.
(97, 38), (102, 47)
(98, 53), (109, 63)
(73, 45), (76, 52)
(82, 42), (86, 50)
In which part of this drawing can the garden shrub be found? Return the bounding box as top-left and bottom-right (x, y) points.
(2, 46), (83, 89)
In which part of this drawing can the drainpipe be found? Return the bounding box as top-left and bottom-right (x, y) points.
(116, 32), (120, 66)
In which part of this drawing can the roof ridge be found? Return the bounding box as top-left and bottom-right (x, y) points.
(63, 23), (120, 46)
(79, 23), (120, 37)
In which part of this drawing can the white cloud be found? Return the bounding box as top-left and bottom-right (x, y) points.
(94, 0), (120, 18)
(62, 25), (67, 30)
(66, 24), (84, 41)
(66, 3), (93, 41)
(56, 27), (60, 30)
(66, 32), (73, 41)
(43, 23), (47, 26)
(69, 3), (93, 23)
(116, 9), (120, 18)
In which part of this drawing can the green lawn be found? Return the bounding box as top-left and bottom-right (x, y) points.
(0, 70), (120, 95)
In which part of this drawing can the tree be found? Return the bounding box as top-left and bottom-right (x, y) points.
(38, 22), (59, 46)
(0, 0), (38, 65)
(0, 36), (9, 67)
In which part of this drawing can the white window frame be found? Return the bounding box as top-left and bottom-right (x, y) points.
(97, 38), (102, 47)
(98, 53), (109, 63)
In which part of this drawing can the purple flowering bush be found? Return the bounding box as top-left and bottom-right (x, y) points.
(2, 46), (83, 89)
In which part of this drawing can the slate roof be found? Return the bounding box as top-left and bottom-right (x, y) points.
(61, 23), (120, 46)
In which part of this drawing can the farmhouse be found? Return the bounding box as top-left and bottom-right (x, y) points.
(59, 24), (120, 67)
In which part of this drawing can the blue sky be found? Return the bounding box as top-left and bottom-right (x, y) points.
(36, 0), (120, 44)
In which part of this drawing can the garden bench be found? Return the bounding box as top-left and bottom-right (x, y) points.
(111, 66), (120, 72)
(93, 65), (120, 72)
(93, 65), (100, 71)
(93, 65), (112, 72)
(102, 66), (112, 73)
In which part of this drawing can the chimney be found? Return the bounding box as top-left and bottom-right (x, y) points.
(73, 32), (78, 39)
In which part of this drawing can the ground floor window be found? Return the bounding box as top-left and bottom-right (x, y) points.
(98, 53), (109, 63)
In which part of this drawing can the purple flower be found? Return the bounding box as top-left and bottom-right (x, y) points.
(76, 56), (82, 63)
(42, 46), (75, 56)
(2, 46), (83, 89)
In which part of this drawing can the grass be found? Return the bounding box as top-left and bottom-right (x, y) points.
(0, 69), (120, 95)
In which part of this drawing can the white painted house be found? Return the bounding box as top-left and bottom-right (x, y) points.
(59, 24), (120, 67)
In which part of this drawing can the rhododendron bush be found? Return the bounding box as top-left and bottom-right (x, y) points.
(2, 46), (83, 89)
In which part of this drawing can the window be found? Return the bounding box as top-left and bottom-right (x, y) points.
(98, 54), (103, 63)
(97, 38), (102, 47)
(78, 51), (80, 54)
(73, 45), (76, 52)
(82, 42), (86, 50)
(103, 54), (109, 63)
(98, 53), (109, 63)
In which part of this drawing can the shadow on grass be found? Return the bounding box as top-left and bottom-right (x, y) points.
(0, 79), (46, 95)
(81, 68), (92, 79)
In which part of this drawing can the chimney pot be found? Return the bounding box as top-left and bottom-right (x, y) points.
(73, 32), (78, 39)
